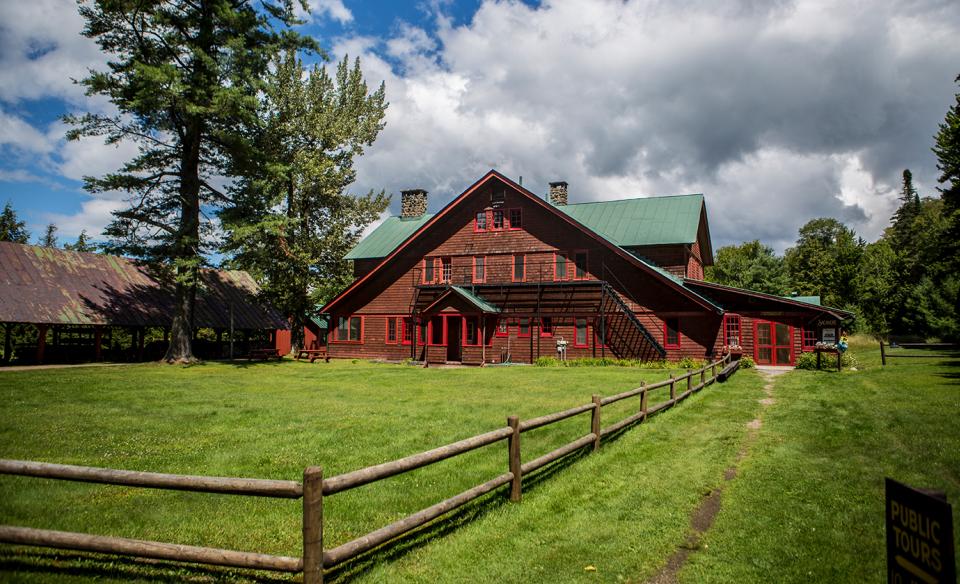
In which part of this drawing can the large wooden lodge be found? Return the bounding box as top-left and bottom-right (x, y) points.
(320, 170), (851, 366)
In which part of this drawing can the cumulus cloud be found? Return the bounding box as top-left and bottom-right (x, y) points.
(302, 0), (353, 24)
(337, 0), (960, 251)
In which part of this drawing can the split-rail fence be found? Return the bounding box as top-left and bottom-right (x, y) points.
(0, 354), (734, 583)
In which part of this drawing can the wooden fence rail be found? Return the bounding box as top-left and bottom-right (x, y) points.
(880, 341), (960, 365)
(0, 354), (733, 583)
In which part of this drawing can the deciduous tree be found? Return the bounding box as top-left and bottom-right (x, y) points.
(784, 218), (863, 309)
(704, 240), (788, 295)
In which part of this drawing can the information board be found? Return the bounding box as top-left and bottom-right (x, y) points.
(886, 478), (956, 584)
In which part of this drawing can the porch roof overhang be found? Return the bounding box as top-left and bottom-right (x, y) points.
(682, 279), (854, 320)
(421, 286), (501, 316)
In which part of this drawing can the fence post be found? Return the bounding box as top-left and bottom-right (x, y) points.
(591, 394), (601, 451)
(700, 367), (705, 389)
(686, 370), (692, 394)
(669, 376), (675, 402)
(880, 341), (886, 366)
(507, 415), (521, 502)
(711, 361), (717, 380)
(640, 382), (648, 418)
(303, 466), (323, 584)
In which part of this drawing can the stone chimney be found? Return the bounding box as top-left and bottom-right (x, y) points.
(549, 181), (568, 206)
(400, 189), (428, 218)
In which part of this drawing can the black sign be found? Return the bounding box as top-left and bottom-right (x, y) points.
(886, 478), (956, 584)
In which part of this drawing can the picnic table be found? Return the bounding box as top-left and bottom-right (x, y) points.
(248, 348), (282, 361)
(295, 346), (329, 363)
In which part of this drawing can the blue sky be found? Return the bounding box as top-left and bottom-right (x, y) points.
(1, 0), (959, 254)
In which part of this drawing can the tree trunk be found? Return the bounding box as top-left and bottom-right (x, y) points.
(163, 120), (203, 364)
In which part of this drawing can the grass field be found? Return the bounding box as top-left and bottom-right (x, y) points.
(0, 338), (957, 583)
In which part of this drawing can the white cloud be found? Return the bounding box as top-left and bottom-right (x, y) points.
(43, 195), (125, 240)
(0, 109), (56, 154)
(302, 0), (353, 24)
(336, 0), (960, 250)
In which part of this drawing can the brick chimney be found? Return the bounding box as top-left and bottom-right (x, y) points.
(549, 181), (568, 206)
(400, 189), (428, 218)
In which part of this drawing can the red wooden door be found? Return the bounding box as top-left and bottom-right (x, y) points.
(755, 321), (794, 365)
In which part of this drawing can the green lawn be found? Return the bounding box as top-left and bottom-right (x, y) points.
(2, 340), (957, 583)
(681, 338), (960, 583)
(0, 359), (764, 582)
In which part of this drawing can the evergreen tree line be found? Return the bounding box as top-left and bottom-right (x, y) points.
(706, 75), (960, 340)
(0, 205), (97, 252)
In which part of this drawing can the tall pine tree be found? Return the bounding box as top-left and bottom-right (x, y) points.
(66, 0), (314, 363)
(0, 202), (30, 243)
(222, 50), (388, 352)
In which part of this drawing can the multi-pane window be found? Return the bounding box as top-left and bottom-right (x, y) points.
(336, 315), (362, 342)
(664, 317), (680, 348)
(387, 317), (398, 343)
(509, 208), (522, 230)
(440, 257), (452, 283)
(492, 209), (504, 230)
(802, 327), (816, 350)
(724, 314), (741, 346)
(496, 318), (509, 336)
(518, 317), (530, 337)
(475, 211), (487, 231)
(540, 317), (553, 337)
(574, 251), (588, 279)
(402, 317), (418, 345)
(575, 317), (588, 347)
(513, 254), (525, 282)
(474, 256), (485, 283)
(423, 258), (435, 283)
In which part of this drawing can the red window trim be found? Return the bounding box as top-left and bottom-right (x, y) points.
(495, 317), (509, 337)
(753, 321), (795, 365)
(473, 256), (486, 283)
(572, 249), (589, 280)
(540, 316), (553, 337)
(491, 209), (505, 231)
(462, 315), (483, 347)
(474, 210), (487, 232)
(385, 316), (399, 344)
(508, 207), (522, 230)
(802, 326), (816, 351)
(723, 313), (742, 346)
(427, 315), (447, 346)
(512, 253), (525, 282)
(663, 317), (681, 349)
(517, 317), (531, 338)
(438, 257), (452, 284)
(573, 316), (590, 348)
(401, 316), (423, 346)
(332, 315), (364, 344)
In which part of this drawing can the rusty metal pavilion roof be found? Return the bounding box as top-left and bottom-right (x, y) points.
(0, 241), (286, 329)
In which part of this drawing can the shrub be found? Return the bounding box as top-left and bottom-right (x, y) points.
(795, 351), (858, 370)
(738, 356), (755, 369)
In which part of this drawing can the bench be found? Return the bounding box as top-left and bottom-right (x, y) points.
(248, 348), (282, 361)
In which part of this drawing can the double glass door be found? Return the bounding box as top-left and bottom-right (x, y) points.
(755, 321), (793, 365)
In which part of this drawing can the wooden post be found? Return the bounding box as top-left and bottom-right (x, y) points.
(640, 382), (648, 417)
(880, 341), (886, 366)
(36, 325), (48, 364)
(302, 466), (323, 584)
(711, 362), (717, 379)
(817, 350), (821, 369)
(94, 326), (103, 362)
(700, 367), (705, 388)
(591, 394), (601, 451)
(3, 324), (10, 363)
(837, 350), (841, 372)
(669, 376), (676, 401)
(686, 370), (692, 393)
(507, 416), (521, 502)
(137, 327), (145, 362)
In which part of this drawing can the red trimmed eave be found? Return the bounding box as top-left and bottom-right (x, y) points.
(321, 169), (721, 316)
(682, 278), (854, 320)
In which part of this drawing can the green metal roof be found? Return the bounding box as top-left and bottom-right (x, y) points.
(344, 194), (705, 261)
(558, 194), (704, 247)
(786, 295), (821, 306)
(448, 286), (501, 313)
(344, 214), (435, 260)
